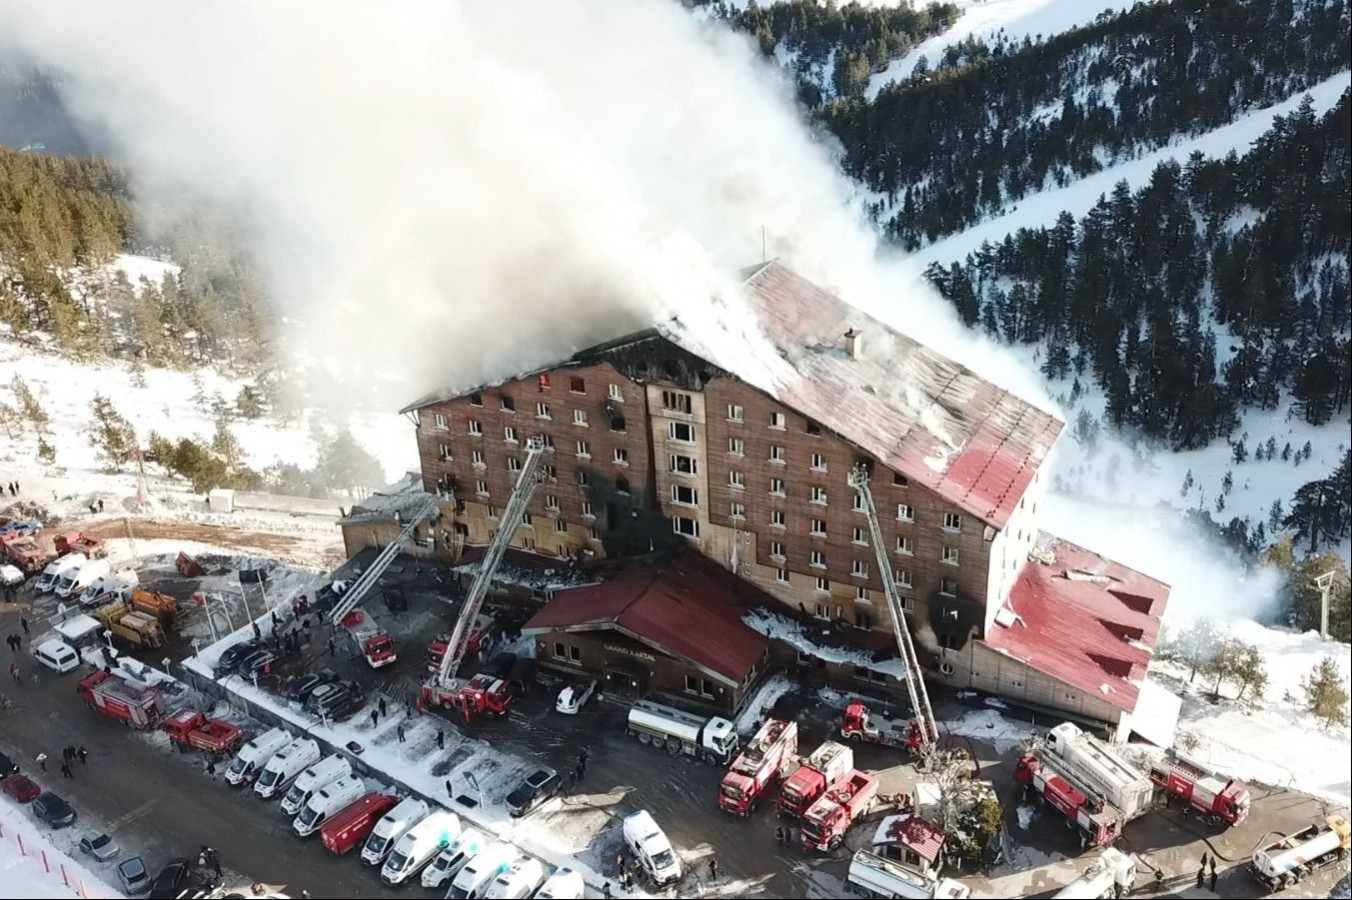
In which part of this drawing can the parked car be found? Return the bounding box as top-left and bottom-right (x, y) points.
(0, 751), (16, 777)
(242, 649), (280, 675)
(32, 792), (77, 828)
(2, 773), (41, 803)
(307, 681), (363, 720)
(486, 652), (517, 680)
(217, 640), (260, 672)
(555, 679), (598, 715)
(148, 857), (191, 899)
(79, 832), (120, 862)
(117, 856), (151, 894)
(505, 768), (560, 818)
(286, 669), (338, 704)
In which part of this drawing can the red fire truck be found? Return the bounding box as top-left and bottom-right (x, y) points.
(1149, 757), (1250, 826)
(841, 701), (923, 752)
(78, 672), (161, 730)
(801, 770), (879, 852)
(163, 708), (244, 757)
(341, 609), (397, 668)
(718, 718), (799, 816)
(779, 741), (854, 818)
(421, 673), (513, 724)
(1014, 754), (1123, 848)
(426, 613), (496, 672)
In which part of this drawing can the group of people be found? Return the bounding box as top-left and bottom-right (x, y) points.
(4, 481), (19, 496)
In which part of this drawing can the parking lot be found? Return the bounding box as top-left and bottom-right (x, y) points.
(4, 547), (1349, 899)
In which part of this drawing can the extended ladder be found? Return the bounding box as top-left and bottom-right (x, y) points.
(849, 464), (938, 754)
(329, 496), (439, 626)
(431, 439), (546, 688)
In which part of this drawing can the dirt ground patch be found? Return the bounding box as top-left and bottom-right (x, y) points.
(85, 516), (344, 567)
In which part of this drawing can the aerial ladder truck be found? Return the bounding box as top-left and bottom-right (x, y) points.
(328, 495), (440, 628)
(848, 464), (939, 761)
(420, 439), (546, 722)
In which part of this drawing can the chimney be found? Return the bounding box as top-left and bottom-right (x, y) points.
(843, 328), (862, 359)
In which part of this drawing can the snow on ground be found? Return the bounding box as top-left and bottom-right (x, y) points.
(866, 0), (1131, 99)
(942, 709), (1032, 752)
(112, 253), (180, 287)
(1151, 623), (1351, 806)
(734, 673), (793, 735)
(1, 799), (125, 899)
(907, 70), (1352, 267)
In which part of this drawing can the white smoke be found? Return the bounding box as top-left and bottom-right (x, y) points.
(2, 0), (1275, 628)
(0, 0), (1043, 410)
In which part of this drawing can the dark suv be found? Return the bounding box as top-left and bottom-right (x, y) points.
(32, 792), (77, 828)
(505, 768), (559, 818)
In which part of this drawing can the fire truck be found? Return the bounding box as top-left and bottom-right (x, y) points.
(841, 700), (924, 752)
(718, 718), (799, 816)
(341, 609), (397, 668)
(801, 770), (879, 852)
(779, 741), (854, 818)
(1014, 724), (1153, 848)
(1147, 757), (1250, 826)
(421, 441), (546, 722)
(163, 708), (245, 757)
(78, 671), (162, 730)
(426, 613), (496, 672)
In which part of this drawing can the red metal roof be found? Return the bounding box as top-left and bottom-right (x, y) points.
(871, 814), (945, 862)
(523, 552), (770, 684)
(982, 533), (1171, 713)
(669, 262), (1062, 528)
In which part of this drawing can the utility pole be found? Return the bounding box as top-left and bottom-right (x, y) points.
(1314, 570), (1336, 639)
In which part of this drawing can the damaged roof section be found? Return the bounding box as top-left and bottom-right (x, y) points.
(401, 261), (1062, 527)
(336, 472), (434, 526)
(983, 533), (1170, 713)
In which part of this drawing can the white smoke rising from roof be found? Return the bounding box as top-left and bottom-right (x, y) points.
(0, 0), (1044, 412)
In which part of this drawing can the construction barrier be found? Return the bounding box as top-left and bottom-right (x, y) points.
(0, 819), (103, 898)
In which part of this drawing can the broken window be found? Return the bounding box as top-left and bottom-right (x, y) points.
(570, 376), (586, 394)
(538, 374), (551, 389)
(670, 484), (698, 506)
(806, 421), (822, 436)
(438, 442), (451, 460)
(616, 477), (630, 494)
(469, 392), (483, 407)
(856, 609), (874, 630)
(893, 472), (908, 487)
(672, 516), (699, 538)
(610, 415), (626, 432)
(501, 395), (516, 412)
(661, 390), (693, 414)
(769, 412), (785, 430)
(940, 578), (958, 597)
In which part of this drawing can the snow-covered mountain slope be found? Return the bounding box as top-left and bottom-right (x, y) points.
(906, 69), (1351, 268)
(866, 0), (1131, 99)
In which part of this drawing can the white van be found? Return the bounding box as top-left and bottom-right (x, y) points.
(224, 727), (291, 787)
(254, 737), (321, 799)
(281, 754), (352, 816)
(54, 614), (104, 651)
(623, 810), (681, 886)
(293, 775), (365, 837)
(0, 564), (25, 588)
(36, 555), (83, 593)
(81, 569), (138, 607)
(447, 841), (516, 900)
(361, 796), (429, 866)
(422, 827), (487, 889)
(534, 868), (585, 900)
(483, 856), (545, 899)
(56, 558), (109, 600)
(33, 639), (81, 674)
(380, 810), (461, 885)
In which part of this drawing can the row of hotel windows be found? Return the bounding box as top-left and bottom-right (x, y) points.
(724, 403), (822, 435)
(773, 566), (957, 599)
(444, 440), (633, 467)
(438, 411), (629, 436)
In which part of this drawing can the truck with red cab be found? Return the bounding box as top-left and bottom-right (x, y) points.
(3, 535), (49, 573)
(163, 708), (244, 757)
(779, 741), (854, 819)
(55, 532), (106, 559)
(719, 718), (798, 816)
(801, 770), (879, 852)
(1148, 757), (1250, 826)
(426, 613), (496, 672)
(421, 673), (513, 723)
(341, 609), (397, 668)
(78, 672), (161, 730)
(321, 793), (398, 855)
(841, 700), (923, 752)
